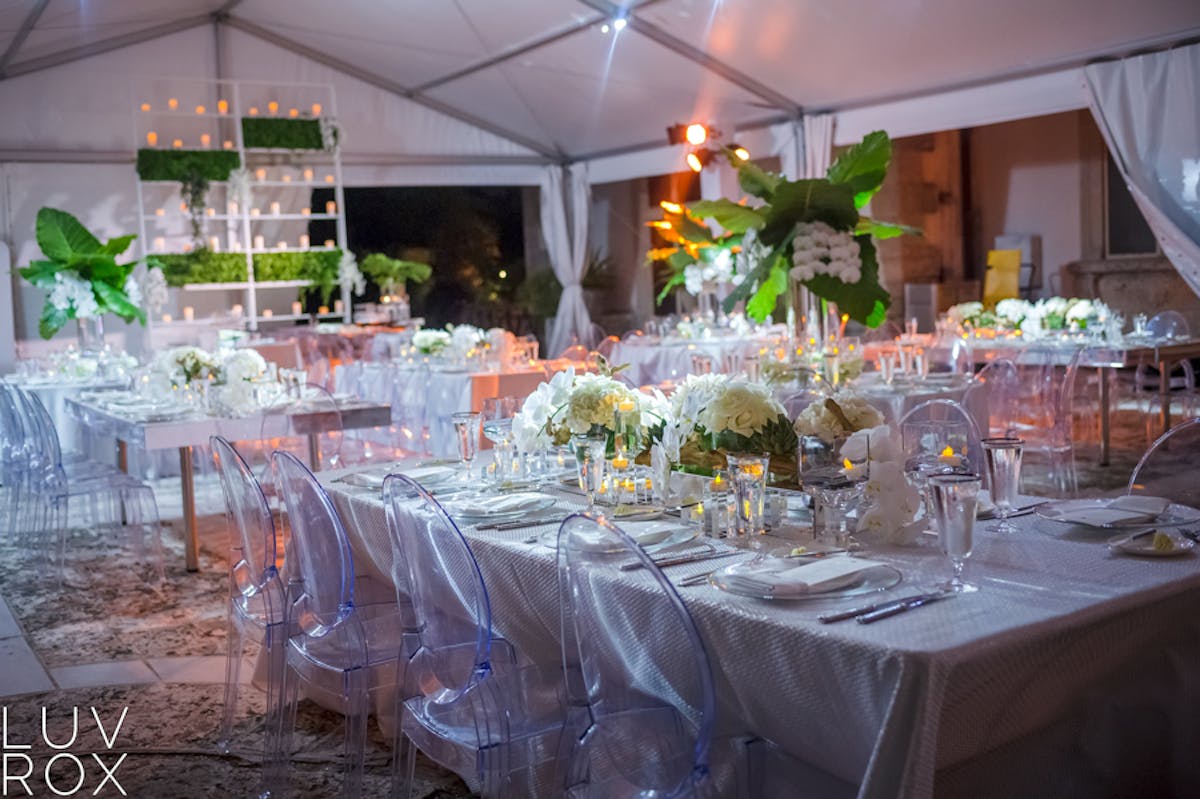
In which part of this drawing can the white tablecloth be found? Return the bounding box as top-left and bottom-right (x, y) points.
(322, 471), (1200, 798)
(611, 335), (773, 385)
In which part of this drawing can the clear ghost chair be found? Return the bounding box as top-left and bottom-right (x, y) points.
(1132, 311), (1196, 436)
(210, 436), (286, 766)
(899, 398), (984, 481)
(382, 474), (564, 798)
(267, 451), (412, 799)
(1013, 346), (1083, 496)
(1125, 417), (1200, 507)
(964, 358), (1020, 437)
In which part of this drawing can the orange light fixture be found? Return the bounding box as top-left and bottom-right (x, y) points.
(686, 151), (703, 172)
(649, 220), (673, 230)
(731, 144), (750, 161)
(685, 123), (708, 146)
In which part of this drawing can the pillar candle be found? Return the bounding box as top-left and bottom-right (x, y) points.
(162, 313), (172, 323)
(231, 304), (243, 316)
(262, 309), (273, 318)
(318, 306), (329, 314)
(250, 207), (260, 217)
(248, 106), (258, 116)
(268, 101), (278, 115)
(200, 133), (211, 147)
(324, 239), (335, 248)
(153, 237), (165, 252)
(183, 307), (194, 321)
(324, 174), (334, 184)
(209, 236), (220, 252)
(277, 241), (287, 250)
(172, 138), (182, 149)
(288, 108), (299, 118)
(299, 234), (310, 248)
(292, 302), (302, 315)
(334, 299), (343, 313)
(302, 168), (314, 181)
(300, 207), (311, 216)
(325, 200), (336, 214)
(311, 103), (322, 116)
(217, 99), (228, 114)
(140, 103), (151, 112)
(195, 105), (206, 115)
(154, 208), (165, 217)
(228, 201), (239, 215)
(167, 98), (178, 110)
(253, 234), (264, 250)
(223, 139), (234, 149)
(281, 174), (291, 183)
(146, 131), (158, 146)
(255, 168), (266, 181)
(270, 202), (281, 216)
(205, 207), (215, 217)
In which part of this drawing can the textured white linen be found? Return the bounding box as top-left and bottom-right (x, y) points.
(609, 335), (769, 386)
(322, 466), (1200, 798)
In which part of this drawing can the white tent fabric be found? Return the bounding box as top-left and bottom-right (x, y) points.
(542, 164), (593, 355)
(1085, 43), (1200, 298)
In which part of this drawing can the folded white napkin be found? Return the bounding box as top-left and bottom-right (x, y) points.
(340, 470), (389, 488)
(1059, 495), (1170, 526)
(723, 557), (883, 599)
(450, 492), (547, 517)
(618, 520), (686, 547)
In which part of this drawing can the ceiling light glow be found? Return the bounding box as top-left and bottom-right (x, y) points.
(685, 123), (708, 146)
(613, 17), (627, 31)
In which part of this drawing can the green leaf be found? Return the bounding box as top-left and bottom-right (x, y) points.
(38, 303), (70, 340)
(802, 236), (890, 327)
(655, 271), (688, 305)
(67, 253), (119, 282)
(666, 249), (696, 271)
(93, 281), (142, 323)
(18, 260), (61, 289)
(855, 217), (922, 240)
(722, 249), (775, 312)
(758, 180), (858, 247)
(675, 214), (715, 244)
(735, 160), (781, 200)
(688, 199), (766, 234)
(745, 263), (788, 322)
(826, 130), (891, 208)
(36, 207), (102, 262)
(100, 234), (136, 257)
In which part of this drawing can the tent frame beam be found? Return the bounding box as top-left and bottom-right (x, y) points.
(0, 0), (50, 76)
(221, 16), (561, 163)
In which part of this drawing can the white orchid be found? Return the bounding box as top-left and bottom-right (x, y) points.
(841, 424), (924, 545)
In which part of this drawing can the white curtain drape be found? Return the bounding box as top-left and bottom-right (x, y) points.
(1085, 43), (1200, 297)
(542, 164), (592, 356)
(802, 113), (835, 179)
(769, 120), (802, 180)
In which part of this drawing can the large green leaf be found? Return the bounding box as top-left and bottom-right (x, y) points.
(722, 244), (780, 313)
(18, 260), (61, 289)
(735, 160), (780, 200)
(826, 130), (892, 208)
(688, 199), (766, 234)
(655, 271), (687, 305)
(100, 234), (136, 257)
(855, 217), (922, 240)
(67, 252), (120, 282)
(93, 281), (144, 324)
(38, 303), (70, 340)
(745, 262), (788, 322)
(758, 180), (859, 247)
(802, 236), (890, 327)
(667, 249), (695, 271)
(674, 214), (715, 243)
(35, 207), (102, 263)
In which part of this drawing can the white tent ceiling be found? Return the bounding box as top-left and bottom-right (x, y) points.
(0, 0), (1195, 171)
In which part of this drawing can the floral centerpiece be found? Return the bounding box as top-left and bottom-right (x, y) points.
(149, 346), (276, 416)
(412, 329), (451, 355)
(19, 207), (163, 342)
(512, 368), (645, 451)
(793, 391), (884, 444)
(948, 297), (1114, 337)
(840, 425), (924, 544)
(152, 346), (221, 385)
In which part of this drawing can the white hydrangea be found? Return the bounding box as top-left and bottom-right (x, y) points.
(338, 250), (366, 296)
(412, 329), (450, 354)
(221, 349), (267, 383)
(140, 266), (169, 314)
(48, 271), (99, 318)
(448, 324), (487, 356)
(994, 298), (1031, 326)
(682, 248), (738, 296)
(788, 221), (861, 285)
(947, 301), (984, 325)
(122, 274), (142, 308)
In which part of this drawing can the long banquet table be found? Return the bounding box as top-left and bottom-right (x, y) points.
(321, 467), (1200, 798)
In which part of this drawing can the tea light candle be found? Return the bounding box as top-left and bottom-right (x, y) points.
(267, 101), (278, 115)
(292, 301), (303, 315)
(318, 306), (329, 314)
(182, 242), (193, 253)
(281, 174), (291, 183)
(180, 202), (189, 212)
(231, 304), (243, 316)
(937, 446), (962, 467)
(253, 234), (265, 250)
(311, 103), (322, 116)
(611, 455), (630, 470)
(217, 99), (228, 114)
(302, 168), (313, 181)
(617, 399), (636, 413)
(300, 207), (311, 216)
(248, 106), (259, 116)
(140, 102), (151, 112)
(167, 98), (178, 110)
(162, 313), (172, 323)
(183, 307), (194, 321)
(288, 108), (298, 118)
(299, 234), (310, 248)
(146, 131), (158, 146)
(325, 200), (336, 214)
(250, 207), (260, 217)
(209, 236), (220, 252)
(204, 207), (215, 217)
(200, 133), (211, 147)
(333, 299), (343, 313)
(172, 138), (183, 148)
(254, 168), (266, 181)
(153, 237), (165, 252)
(261, 309), (273, 318)
(195, 105), (206, 115)
(270, 201), (281, 216)
(324, 174), (334, 184)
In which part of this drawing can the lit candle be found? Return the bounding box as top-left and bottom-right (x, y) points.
(253, 234), (264, 250)
(248, 106), (259, 116)
(299, 234), (310, 248)
(217, 99), (228, 114)
(209, 236), (220, 252)
(276, 241), (287, 250)
(937, 446), (962, 467)
(262, 309), (273, 318)
(181, 242), (193, 253)
(254, 168), (266, 181)
(183, 307), (194, 321)
(231, 304), (243, 316)
(324, 239), (335, 248)
(302, 168), (313, 181)
(172, 138), (183, 149)
(333, 299), (343, 313)
(288, 108), (298, 118)
(228, 201), (238, 215)
(167, 98), (178, 110)
(324, 174), (334, 184)
(311, 103), (322, 116)
(611, 456), (629, 470)
(195, 105), (206, 115)
(250, 207), (260, 217)
(180, 202), (188, 212)
(200, 133), (211, 147)
(318, 305), (329, 314)
(146, 131), (157, 146)
(617, 399), (636, 413)
(270, 201), (281, 215)
(325, 200), (336, 214)
(281, 174), (291, 183)
(155, 208), (165, 217)
(153, 237), (165, 252)
(287, 301), (301, 316)
(162, 313), (172, 323)
(140, 102), (151, 112)
(205, 207), (215, 217)
(300, 207), (311, 216)
(223, 139), (234, 149)
(267, 101), (278, 115)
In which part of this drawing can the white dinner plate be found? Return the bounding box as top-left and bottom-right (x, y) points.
(1107, 530), (1196, 557)
(446, 492), (557, 523)
(1037, 497), (1200, 530)
(709, 557), (902, 601)
(538, 519), (700, 553)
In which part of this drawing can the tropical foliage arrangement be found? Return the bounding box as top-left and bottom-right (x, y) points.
(19, 208), (157, 338)
(647, 131), (917, 327)
(359, 253), (433, 295)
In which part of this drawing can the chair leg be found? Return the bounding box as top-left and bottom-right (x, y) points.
(342, 669), (369, 799)
(263, 652), (299, 799)
(404, 732), (418, 799)
(219, 614), (246, 753)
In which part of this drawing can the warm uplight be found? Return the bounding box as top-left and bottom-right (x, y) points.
(650, 220), (673, 230)
(659, 200), (683, 214)
(732, 145), (750, 161)
(685, 123), (708, 146)
(686, 151), (704, 172)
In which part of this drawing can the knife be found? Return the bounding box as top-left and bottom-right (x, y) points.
(1107, 527), (1158, 548)
(856, 590), (953, 623)
(620, 546), (740, 572)
(818, 591), (941, 624)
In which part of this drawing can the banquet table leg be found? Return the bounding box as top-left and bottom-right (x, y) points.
(1159, 358), (1171, 435)
(180, 446), (199, 572)
(1099, 367), (1111, 466)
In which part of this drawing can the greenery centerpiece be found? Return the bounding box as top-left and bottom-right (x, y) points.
(647, 131), (917, 328)
(948, 297), (1114, 336)
(19, 208), (160, 342)
(359, 253), (432, 297)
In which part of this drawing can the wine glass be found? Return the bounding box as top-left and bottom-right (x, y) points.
(451, 411), (482, 482)
(982, 437), (1024, 533)
(929, 473), (981, 593)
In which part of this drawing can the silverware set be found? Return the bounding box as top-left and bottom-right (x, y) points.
(818, 589), (954, 624)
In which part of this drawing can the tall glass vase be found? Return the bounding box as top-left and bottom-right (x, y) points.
(696, 285), (719, 323)
(76, 316), (105, 354)
(789, 281), (821, 344)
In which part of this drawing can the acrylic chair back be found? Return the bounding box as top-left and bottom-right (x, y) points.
(556, 513), (716, 797)
(271, 451), (356, 636)
(382, 474), (491, 703)
(212, 436), (278, 589)
(899, 399), (984, 479)
(966, 358), (1020, 437)
(1147, 311), (1190, 340)
(1126, 417), (1200, 507)
(1014, 346), (1082, 448)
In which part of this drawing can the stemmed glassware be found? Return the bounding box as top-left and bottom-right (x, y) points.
(982, 437), (1024, 533)
(451, 411), (482, 482)
(481, 396), (520, 485)
(572, 431), (609, 512)
(929, 473), (981, 593)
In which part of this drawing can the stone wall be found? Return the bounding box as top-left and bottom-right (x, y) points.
(1063, 256), (1200, 329)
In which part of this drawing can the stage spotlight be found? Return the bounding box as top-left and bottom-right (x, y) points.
(666, 124), (688, 145)
(685, 123), (708, 146)
(731, 144), (750, 161)
(687, 149), (714, 172)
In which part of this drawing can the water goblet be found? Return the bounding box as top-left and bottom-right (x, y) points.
(572, 431), (609, 512)
(929, 473), (981, 593)
(727, 453), (770, 551)
(482, 396), (520, 484)
(451, 411), (482, 482)
(982, 437), (1023, 533)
